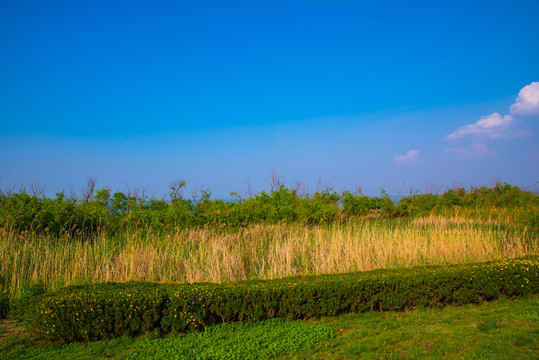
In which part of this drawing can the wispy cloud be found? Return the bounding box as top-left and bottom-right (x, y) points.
(510, 81), (539, 115)
(394, 149), (421, 165)
(444, 143), (495, 160)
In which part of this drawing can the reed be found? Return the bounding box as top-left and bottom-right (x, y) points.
(1, 216), (536, 298)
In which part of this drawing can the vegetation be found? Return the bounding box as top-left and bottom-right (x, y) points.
(0, 291), (9, 319)
(1, 179), (536, 237)
(1, 180), (537, 300)
(1, 294), (537, 359)
(0, 179), (537, 357)
(22, 256), (539, 342)
(0, 318), (334, 360)
(283, 294), (539, 360)
(1, 217), (537, 301)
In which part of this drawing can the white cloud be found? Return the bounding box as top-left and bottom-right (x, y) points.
(510, 81), (539, 115)
(394, 149), (421, 165)
(444, 143), (495, 160)
(446, 82), (537, 142)
(446, 112), (516, 140)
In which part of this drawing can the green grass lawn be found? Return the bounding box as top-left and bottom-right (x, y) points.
(1, 295), (538, 360)
(281, 295), (539, 360)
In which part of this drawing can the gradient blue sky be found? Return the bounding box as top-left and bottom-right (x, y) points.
(1, 0), (538, 199)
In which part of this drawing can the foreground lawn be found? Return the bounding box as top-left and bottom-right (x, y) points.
(1, 295), (538, 359)
(1, 318), (334, 360)
(281, 294), (539, 360)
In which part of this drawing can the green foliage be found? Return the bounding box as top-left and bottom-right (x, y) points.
(4, 296), (538, 360)
(341, 190), (379, 216)
(0, 318), (334, 360)
(477, 319), (504, 332)
(290, 294), (539, 360)
(393, 182), (539, 219)
(123, 319), (334, 360)
(1, 181), (536, 237)
(25, 282), (168, 341)
(0, 290), (9, 319)
(26, 256), (539, 343)
(11, 282), (47, 321)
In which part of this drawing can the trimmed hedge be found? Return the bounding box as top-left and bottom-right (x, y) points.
(27, 256), (539, 342)
(11, 282), (46, 321)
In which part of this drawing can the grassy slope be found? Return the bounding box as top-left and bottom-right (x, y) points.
(1, 295), (537, 360)
(282, 294), (539, 360)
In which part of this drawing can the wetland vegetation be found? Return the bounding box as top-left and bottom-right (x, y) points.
(0, 179), (537, 359)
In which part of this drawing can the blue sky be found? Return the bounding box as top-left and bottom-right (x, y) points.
(1, 0), (538, 199)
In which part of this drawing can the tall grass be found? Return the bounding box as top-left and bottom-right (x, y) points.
(1, 214), (536, 298)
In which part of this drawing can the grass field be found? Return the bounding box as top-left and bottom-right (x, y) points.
(1, 293), (537, 359)
(283, 294), (539, 360)
(1, 213), (536, 299)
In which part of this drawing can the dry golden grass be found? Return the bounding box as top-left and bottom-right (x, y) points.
(0, 216), (537, 297)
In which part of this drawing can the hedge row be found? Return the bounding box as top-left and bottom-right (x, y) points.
(27, 256), (539, 343)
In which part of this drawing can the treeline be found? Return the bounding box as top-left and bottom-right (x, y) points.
(0, 180), (536, 236)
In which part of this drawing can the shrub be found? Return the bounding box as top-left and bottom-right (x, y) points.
(341, 190), (379, 216)
(26, 256), (539, 343)
(1, 182), (536, 236)
(0, 291), (9, 319)
(11, 282), (47, 321)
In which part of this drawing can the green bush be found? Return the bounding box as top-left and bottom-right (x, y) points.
(11, 282), (47, 321)
(1, 182), (536, 236)
(341, 190), (379, 216)
(0, 291), (9, 319)
(26, 256), (539, 343)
